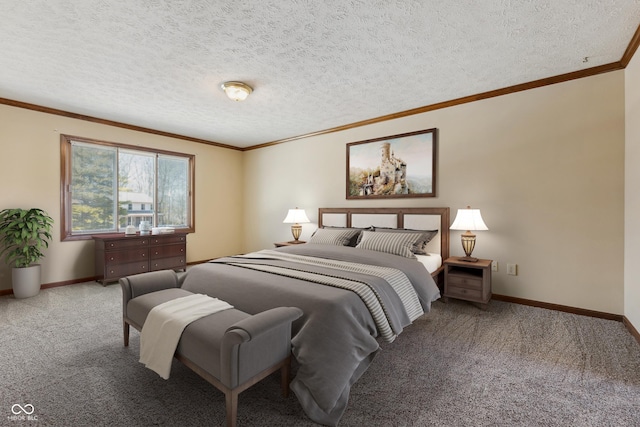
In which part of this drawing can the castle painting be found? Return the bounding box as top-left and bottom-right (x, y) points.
(346, 128), (437, 199)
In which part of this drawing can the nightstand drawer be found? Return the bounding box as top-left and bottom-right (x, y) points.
(442, 257), (492, 306)
(447, 274), (482, 289)
(445, 284), (483, 301)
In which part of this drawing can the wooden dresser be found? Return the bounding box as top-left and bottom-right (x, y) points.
(93, 232), (187, 284)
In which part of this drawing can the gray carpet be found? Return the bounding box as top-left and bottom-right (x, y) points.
(1, 282), (639, 427)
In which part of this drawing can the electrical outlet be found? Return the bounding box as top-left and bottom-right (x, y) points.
(491, 261), (498, 272)
(507, 263), (518, 276)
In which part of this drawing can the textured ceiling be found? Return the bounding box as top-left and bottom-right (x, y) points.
(1, 1), (639, 148)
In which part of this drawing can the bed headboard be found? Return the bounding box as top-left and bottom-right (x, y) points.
(318, 207), (450, 261)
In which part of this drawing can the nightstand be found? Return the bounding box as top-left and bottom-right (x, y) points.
(443, 257), (492, 307)
(274, 241), (306, 248)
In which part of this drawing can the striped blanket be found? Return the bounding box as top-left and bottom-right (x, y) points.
(228, 249), (424, 342)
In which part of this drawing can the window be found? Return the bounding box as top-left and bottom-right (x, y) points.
(61, 135), (194, 240)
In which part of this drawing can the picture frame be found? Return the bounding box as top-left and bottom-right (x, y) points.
(346, 128), (437, 199)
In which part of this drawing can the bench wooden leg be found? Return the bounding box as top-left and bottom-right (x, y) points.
(225, 389), (238, 427)
(281, 355), (291, 398)
(123, 321), (130, 347)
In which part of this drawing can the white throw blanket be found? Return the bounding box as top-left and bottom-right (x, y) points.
(139, 293), (233, 379)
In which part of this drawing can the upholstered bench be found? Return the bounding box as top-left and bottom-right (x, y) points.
(120, 270), (302, 427)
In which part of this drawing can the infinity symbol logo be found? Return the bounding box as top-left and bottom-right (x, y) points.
(11, 404), (35, 415)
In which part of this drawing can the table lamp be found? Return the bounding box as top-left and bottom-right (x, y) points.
(450, 206), (489, 262)
(283, 208), (310, 242)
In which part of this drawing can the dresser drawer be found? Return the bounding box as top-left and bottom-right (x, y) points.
(150, 235), (186, 245)
(447, 274), (482, 289)
(150, 256), (186, 271)
(149, 244), (185, 259)
(104, 238), (149, 250)
(445, 284), (483, 301)
(104, 261), (149, 279)
(104, 249), (148, 265)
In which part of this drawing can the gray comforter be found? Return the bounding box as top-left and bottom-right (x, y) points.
(181, 244), (440, 426)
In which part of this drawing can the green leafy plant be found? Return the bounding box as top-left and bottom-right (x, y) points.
(0, 208), (53, 268)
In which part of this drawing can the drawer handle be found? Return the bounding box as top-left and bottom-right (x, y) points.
(110, 257), (114, 261)
(180, 248), (184, 252)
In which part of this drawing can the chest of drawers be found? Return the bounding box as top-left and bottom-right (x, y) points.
(93, 233), (187, 284)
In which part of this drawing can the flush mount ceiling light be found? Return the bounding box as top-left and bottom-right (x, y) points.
(220, 81), (253, 101)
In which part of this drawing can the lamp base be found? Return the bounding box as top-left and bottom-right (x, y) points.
(286, 240), (306, 245)
(460, 232), (478, 262)
(290, 224), (302, 241)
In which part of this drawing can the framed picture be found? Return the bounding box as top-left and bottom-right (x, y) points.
(346, 128), (437, 199)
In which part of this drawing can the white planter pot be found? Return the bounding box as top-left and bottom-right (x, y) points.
(12, 265), (41, 298)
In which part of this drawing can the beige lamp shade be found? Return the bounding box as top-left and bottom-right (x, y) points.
(450, 207), (489, 231)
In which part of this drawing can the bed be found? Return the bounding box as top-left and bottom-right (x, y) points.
(181, 207), (450, 426)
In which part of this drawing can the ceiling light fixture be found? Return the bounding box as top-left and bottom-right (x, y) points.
(220, 81), (253, 101)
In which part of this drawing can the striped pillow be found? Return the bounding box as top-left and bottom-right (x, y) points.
(355, 230), (418, 259)
(373, 227), (438, 255)
(308, 228), (362, 246)
(322, 226), (372, 246)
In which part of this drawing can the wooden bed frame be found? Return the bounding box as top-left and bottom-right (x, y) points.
(318, 207), (450, 287)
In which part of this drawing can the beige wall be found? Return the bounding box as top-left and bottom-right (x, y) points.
(0, 70), (628, 316)
(244, 71), (625, 314)
(625, 48), (640, 330)
(0, 104), (245, 291)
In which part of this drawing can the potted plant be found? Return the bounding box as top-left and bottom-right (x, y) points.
(0, 208), (53, 298)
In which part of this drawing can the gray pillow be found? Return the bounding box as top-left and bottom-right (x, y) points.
(373, 227), (438, 255)
(355, 230), (419, 259)
(308, 227), (362, 246)
(321, 226), (371, 246)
